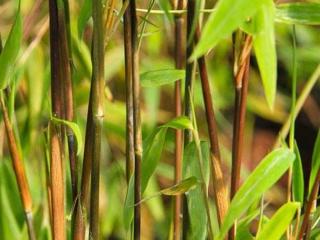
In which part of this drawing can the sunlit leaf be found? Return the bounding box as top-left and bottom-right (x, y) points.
(276, 3), (320, 25)
(0, 4), (22, 90)
(161, 116), (193, 130)
(77, 0), (91, 38)
(161, 177), (198, 195)
(217, 148), (295, 239)
(183, 141), (210, 240)
(292, 141), (304, 203)
(256, 202), (300, 240)
(140, 69), (185, 87)
(191, 0), (268, 59)
(253, 1), (277, 109)
(51, 117), (83, 155)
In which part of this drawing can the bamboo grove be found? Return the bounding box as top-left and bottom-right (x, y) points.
(0, 0), (320, 239)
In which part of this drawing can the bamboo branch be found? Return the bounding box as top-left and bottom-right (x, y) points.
(298, 168), (320, 239)
(88, 0), (105, 238)
(48, 0), (66, 238)
(229, 33), (252, 240)
(173, 0), (184, 239)
(123, 0), (134, 183)
(129, 0), (143, 238)
(0, 93), (35, 240)
(194, 25), (229, 227)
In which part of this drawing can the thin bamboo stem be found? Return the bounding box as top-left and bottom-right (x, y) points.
(48, 0), (66, 238)
(173, 0), (184, 239)
(298, 168), (320, 239)
(229, 34), (252, 240)
(130, 0), (142, 238)
(195, 25), (229, 227)
(0, 93), (35, 240)
(88, 0), (105, 237)
(123, 0), (134, 183)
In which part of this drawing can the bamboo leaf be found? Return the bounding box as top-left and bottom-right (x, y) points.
(134, 177), (198, 206)
(51, 117), (83, 155)
(160, 177), (198, 195)
(0, 4), (22, 90)
(217, 148), (295, 240)
(253, 2), (277, 109)
(191, 0), (268, 59)
(309, 130), (320, 195)
(140, 69), (185, 87)
(141, 128), (168, 192)
(77, 0), (91, 38)
(183, 141), (210, 240)
(256, 202), (300, 240)
(276, 3), (320, 25)
(156, 0), (173, 22)
(161, 116), (193, 130)
(292, 141), (304, 203)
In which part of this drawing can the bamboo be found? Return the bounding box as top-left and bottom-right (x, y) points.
(123, 0), (134, 183)
(229, 34), (252, 240)
(194, 25), (229, 226)
(173, 0), (184, 238)
(0, 93), (35, 240)
(129, 0), (143, 238)
(88, 0), (105, 237)
(48, 0), (66, 238)
(298, 168), (320, 239)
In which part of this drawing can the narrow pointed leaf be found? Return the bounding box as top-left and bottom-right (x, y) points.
(77, 0), (92, 38)
(309, 130), (320, 195)
(256, 202), (300, 240)
(191, 0), (268, 59)
(217, 148), (295, 239)
(140, 69), (185, 87)
(161, 116), (193, 130)
(253, 2), (277, 109)
(51, 117), (83, 155)
(0, 5), (22, 90)
(160, 177), (198, 195)
(183, 141), (210, 240)
(292, 141), (304, 203)
(276, 3), (320, 25)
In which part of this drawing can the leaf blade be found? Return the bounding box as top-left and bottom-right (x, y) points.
(256, 202), (300, 240)
(217, 148), (295, 239)
(140, 69), (185, 88)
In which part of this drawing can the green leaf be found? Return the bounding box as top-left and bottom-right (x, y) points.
(77, 0), (92, 38)
(161, 116), (193, 130)
(191, 0), (268, 59)
(135, 177), (198, 205)
(183, 141), (210, 240)
(161, 177), (198, 195)
(253, 2), (277, 109)
(217, 148), (295, 240)
(0, 4), (22, 90)
(292, 141), (304, 203)
(156, 0), (173, 22)
(140, 69), (185, 88)
(141, 128), (167, 192)
(256, 202), (300, 240)
(51, 117), (83, 155)
(275, 3), (320, 25)
(309, 130), (320, 195)
(123, 175), (134, 229)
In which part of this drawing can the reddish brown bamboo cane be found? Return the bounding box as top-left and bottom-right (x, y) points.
(48, 0), (66, 239)
(194, 25), (229, 227)
(0, 94), (35, 240)
(298, 168), (320, 239)
(173, 0), (184, 239)
(229, 34), (252, 240)
(123, 0), (134, 183)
